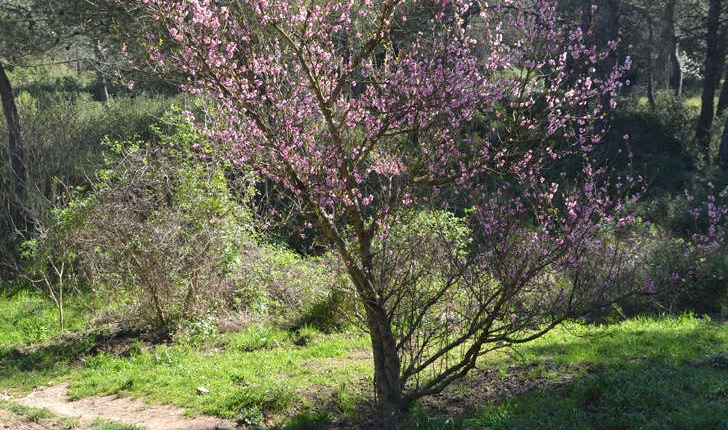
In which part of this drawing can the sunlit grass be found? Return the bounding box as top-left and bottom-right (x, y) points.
(637, 95), (703, 109)
(68, 327), (372, 421)
(411, 315), (728, 429)
(2, 287), (728, 429)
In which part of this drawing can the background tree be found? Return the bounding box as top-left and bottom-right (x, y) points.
(135, 0), (635, 420)
(0, 0), (63, 219)
(0, 0), (81, 240)
(0, 0), (152, 277)
(663, 0), (683, 96)
(695, 0), (724, 159)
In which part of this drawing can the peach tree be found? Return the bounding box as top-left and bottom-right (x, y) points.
(133, 0), (635, 419)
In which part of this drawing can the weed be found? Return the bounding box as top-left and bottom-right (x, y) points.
(174, 317), (219, 347)
(230, 325), (288, 352)
(90, 418), (147, 430)
(9, 403), (54, 422)
(273, 410), (331, 430)
(58, 415), (81, 428)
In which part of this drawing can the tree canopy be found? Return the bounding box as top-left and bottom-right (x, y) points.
(132, 0), (639, 419)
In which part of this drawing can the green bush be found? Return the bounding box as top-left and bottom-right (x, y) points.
(645, 237), (728, 314)
(630, 179), (728, 315)
(22, 110), (353, 331)
(0, 88), (177, 278)
(233, 244), (353, 332)
(606, 93), (696, 199)
(24, 112), (256, 327)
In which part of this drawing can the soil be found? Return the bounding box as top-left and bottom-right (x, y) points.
(2, 383), (236, 430)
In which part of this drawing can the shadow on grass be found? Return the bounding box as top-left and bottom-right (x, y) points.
(0, 335), (95, 373)
(431, 359), (728, 430)
(0, 327), (170, 374)
(277, 319), (728, 429)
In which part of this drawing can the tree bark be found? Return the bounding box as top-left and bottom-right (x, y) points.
(646, 12), (656, 111)
(671, 39), (683, 97)
(93, 40), (109, 105)
(365, 301), (403, 422)
(0, 62), (26, 209)
(312, 197), (405, 421)
(719, 116), (728, 166)
(663, 0), (682, 96)
(695, 0), (724, 160)
(95, 72), (109, 105)
(717, 66), (728, 118)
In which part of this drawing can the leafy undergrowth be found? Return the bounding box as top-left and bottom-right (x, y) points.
(2, 290), (728, 429)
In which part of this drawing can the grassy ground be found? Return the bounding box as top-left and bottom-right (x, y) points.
(410, 315), (728, 429)
(2, 289), (728, 429)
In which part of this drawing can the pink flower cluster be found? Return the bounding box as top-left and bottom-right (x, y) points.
(137, 0), (633, 304)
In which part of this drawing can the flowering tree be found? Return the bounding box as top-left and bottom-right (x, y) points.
(134, 0), (634, 419)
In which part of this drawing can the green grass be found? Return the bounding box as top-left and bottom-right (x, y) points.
(0, 289), (95, 392)
(8, 403), (55, 422)
(90, 418), (147, 430)
(67, 326), (371, 422)
(0, 288), (372, 423)
(0, 288), (88, 346)
(2, 288), (728, 429)
(636, 94), (703, 111)
(409, 315), (728, 429)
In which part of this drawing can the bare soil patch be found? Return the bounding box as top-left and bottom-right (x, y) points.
(11, 383), (235, 430)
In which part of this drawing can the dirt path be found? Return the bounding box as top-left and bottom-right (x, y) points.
(6, 383), (236, 430)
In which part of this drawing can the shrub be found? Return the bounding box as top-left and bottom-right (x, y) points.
(0, 87), (177, 278)
(232, 245), (353, 332)
(637, 180), (728, 314)
(24, 110), (353, 331)
(605, 93), (696, 200)
(25, 112), (256, 327)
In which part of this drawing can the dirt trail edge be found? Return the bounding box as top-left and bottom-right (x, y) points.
(12, 383), (236, 430)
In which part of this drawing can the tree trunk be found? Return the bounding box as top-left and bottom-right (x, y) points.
(646, 13), (656, 111)
(581, 0), (594, 32)
(93, 40), (109, 105)
(695, 0), (723, 160)
(671, 39), (683, 97)
(593, 0), (620, 134)
(95, 72), (109, 105)
(719, 116), (728, 167)
(365, 301), (403, 422)
(663, 0), (682, 96)
(0, 62), (26, 224)
(717, 66), (728, 118)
